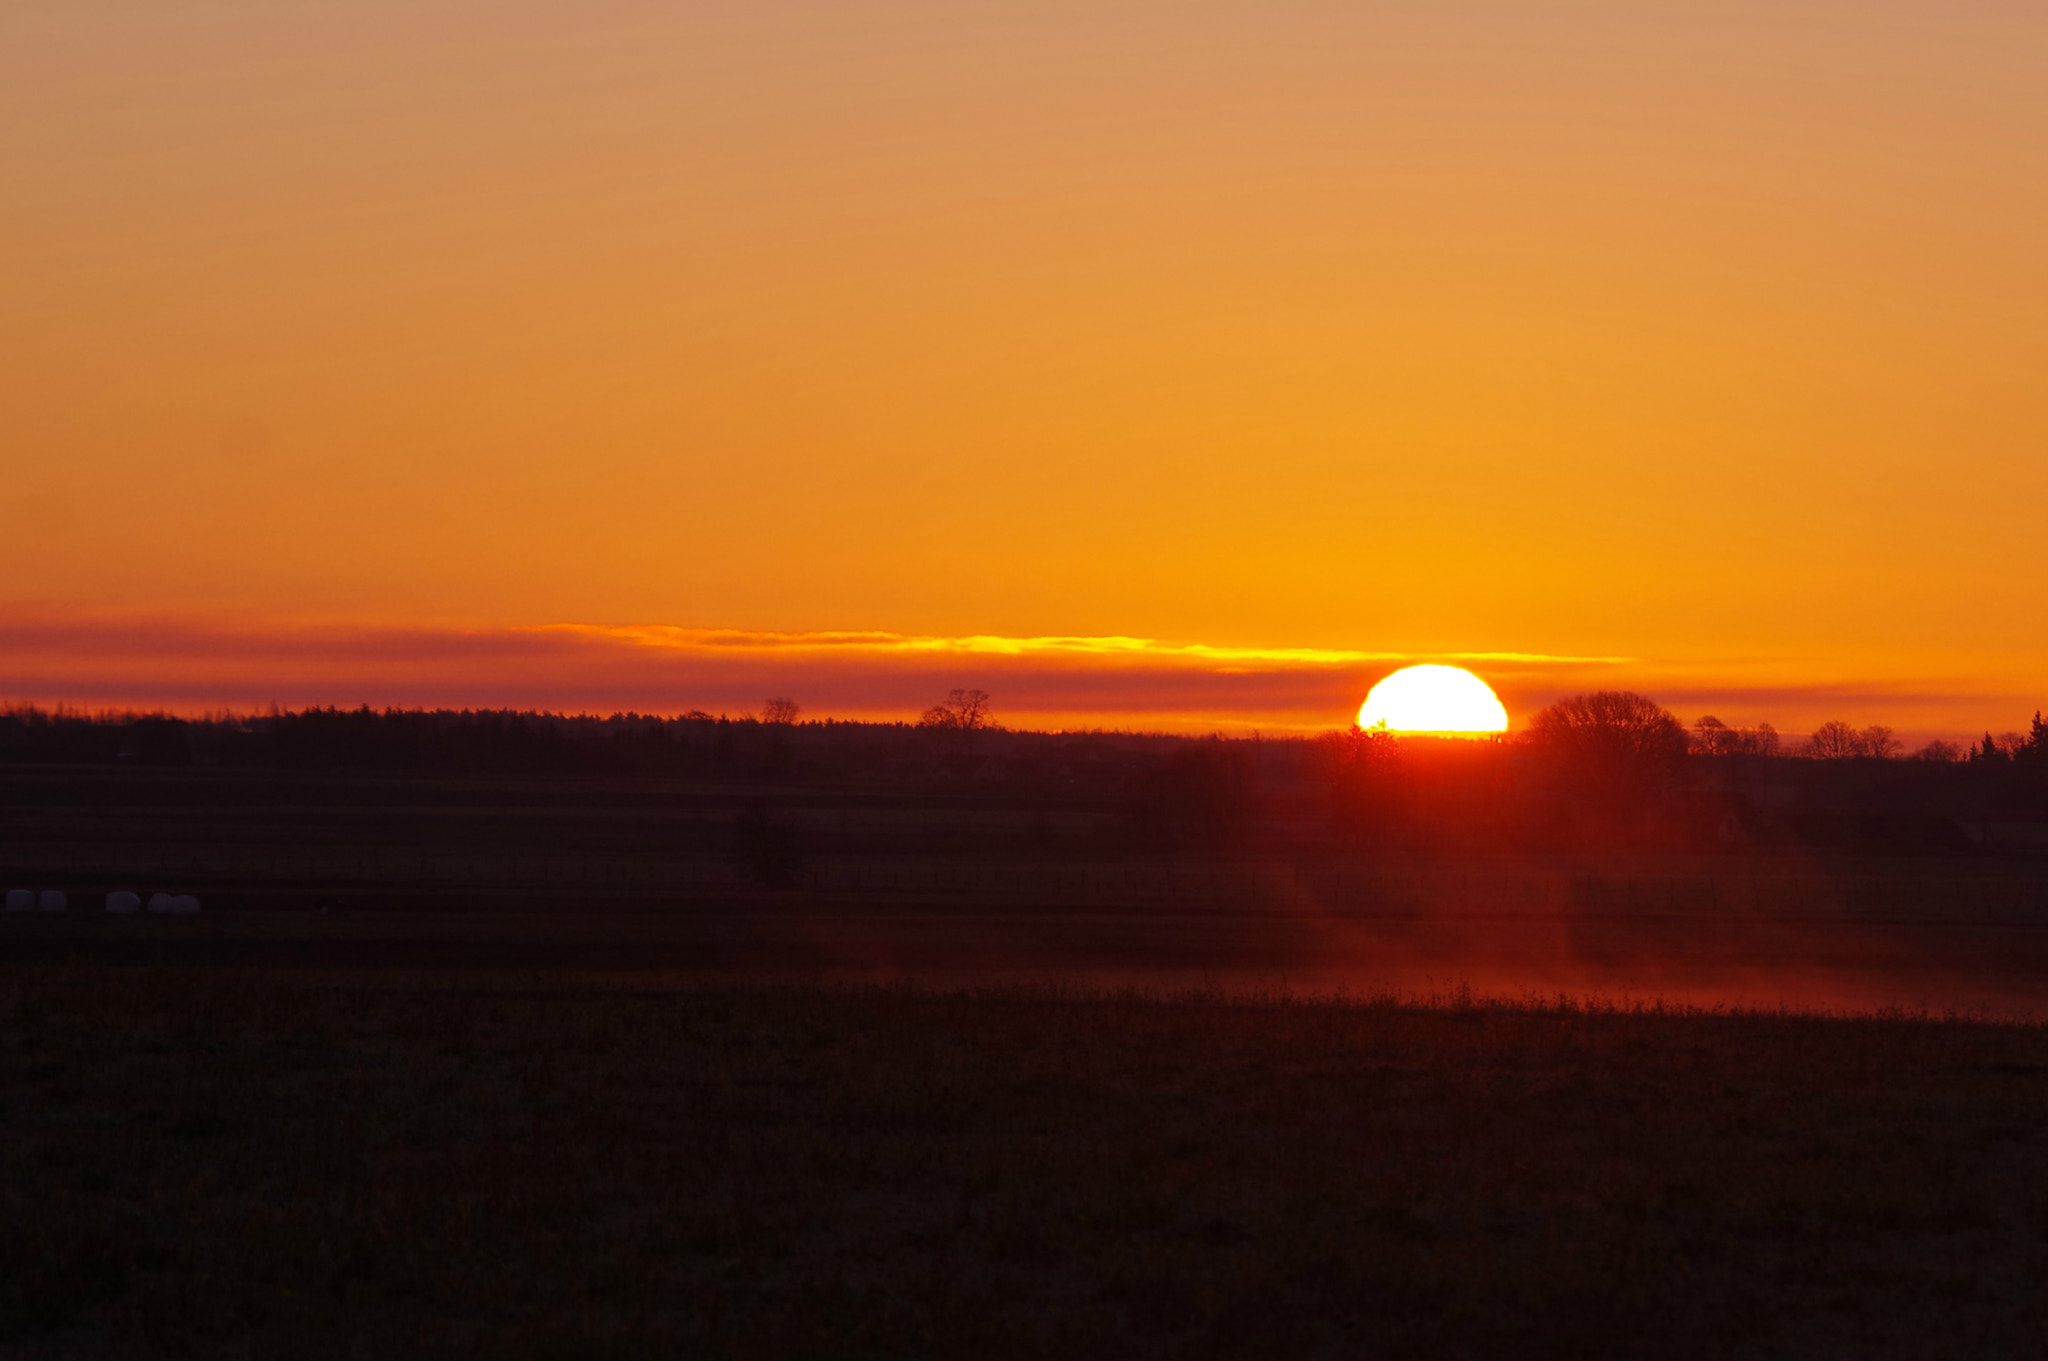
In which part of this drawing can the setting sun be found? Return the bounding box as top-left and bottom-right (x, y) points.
(1357, 665), (1509, 735)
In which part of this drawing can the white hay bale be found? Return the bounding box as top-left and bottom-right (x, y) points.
(36, 889), (66, 912)
(4, 889), (32, 912)
(106, 891), (141, 914)
(170, 894), (200, 915)
(147, 892), (175, 913)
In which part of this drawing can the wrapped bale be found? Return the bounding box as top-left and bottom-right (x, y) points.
(37, 890), (66, 912)
(4, 889), (32, 912)
(147, 892), (175, 914)
(106, 891), (141, 914)
(170, 894), (201, 915)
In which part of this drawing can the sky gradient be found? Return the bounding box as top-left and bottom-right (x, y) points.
(5, 1), (2044, 736)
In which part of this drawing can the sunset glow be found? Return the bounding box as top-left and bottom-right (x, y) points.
(2, 2), (2045, 734)
(1357, 666), (1510, 735)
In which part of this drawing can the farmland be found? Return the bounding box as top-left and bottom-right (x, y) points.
(3, 761), (2047, 1012)
(4, 756), (2048, 1356)
(4, 972), (2047, 1358)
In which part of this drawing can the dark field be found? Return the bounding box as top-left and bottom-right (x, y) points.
(3, 973), (2047, 1358)
(5, 759), (2048, 1356)
(5, 761), (2048, 1012)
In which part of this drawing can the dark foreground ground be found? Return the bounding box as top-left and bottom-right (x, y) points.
(5, 760), (2047, 1355)
(3, 970), (2045, 1360)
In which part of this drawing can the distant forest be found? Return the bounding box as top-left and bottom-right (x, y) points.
(2, 690), (2043, 854)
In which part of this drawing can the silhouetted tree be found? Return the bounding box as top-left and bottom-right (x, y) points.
(1691, 715), (1781, 758)
(1527, 692), (1688, 787)
(2017, 711), (2047, 769)
(761, 697), (801, 726)
(1805, 721), (1900, 760)
(1522, 692), (1688, 848)
(1807, 721), (1862, 760)
(1914, 739), (1964, 763)
(1971, 733), (2010, 763)
(919, 689), (995, 733)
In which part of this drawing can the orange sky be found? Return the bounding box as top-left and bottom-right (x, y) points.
(4, 1), (2044, 737)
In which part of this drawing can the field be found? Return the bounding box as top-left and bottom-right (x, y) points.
(4, 761), (2048, 1356)
(5, 761), (2048, 1011)
(4, 973), (2047, 1358)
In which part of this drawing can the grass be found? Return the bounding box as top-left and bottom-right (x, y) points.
(1, 970), (2045, 1358)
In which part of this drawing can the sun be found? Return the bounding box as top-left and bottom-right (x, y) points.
(1357, 665), (1509, 735)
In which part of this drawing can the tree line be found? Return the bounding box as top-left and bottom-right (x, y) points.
(0, 691), (1102, 784)
(2, 689), (2044, 860)
(1309, 690), (2047, 853)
